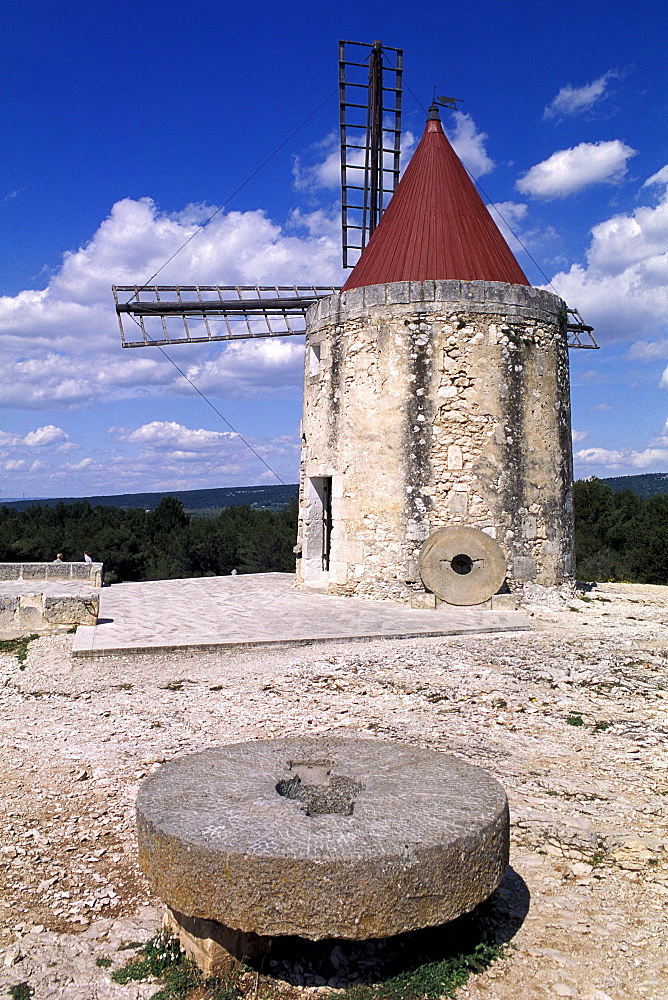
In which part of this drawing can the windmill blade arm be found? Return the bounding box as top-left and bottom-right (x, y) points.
(116, 297), (325, 316)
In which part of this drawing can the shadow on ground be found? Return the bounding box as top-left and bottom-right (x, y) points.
(243, 867), (530, 988)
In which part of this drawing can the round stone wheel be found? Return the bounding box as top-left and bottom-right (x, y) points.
(136, 737), (509, 940)
(418, 526), (507, 605)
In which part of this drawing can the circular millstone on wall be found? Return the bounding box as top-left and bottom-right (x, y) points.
(418, 526), (507, 606)
(136, 737), (509, 941)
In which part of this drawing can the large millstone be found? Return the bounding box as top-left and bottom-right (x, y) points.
(419, 526), (507, 606)
(136, 737), (509, 941)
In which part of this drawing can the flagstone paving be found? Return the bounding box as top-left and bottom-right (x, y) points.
(72, 572), (530, 656)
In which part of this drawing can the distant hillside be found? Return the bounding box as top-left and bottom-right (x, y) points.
(0, 483), (299, 515)
(599, 473), (668, 499)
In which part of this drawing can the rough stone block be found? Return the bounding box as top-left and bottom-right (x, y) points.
(0, 565), (20, 581)
(164, 906), (270, 976)
(491, 593), (518, 611)
(362, 284), (385, 308)
(448, 490), (468, 515)
(18, 594), (43, 628)
(521, 515), (537, 540)
(447, 445), (463, 470)
(409, 280), (435, 303)
(46, 562), (70, 579)
(434, 280), (461, 304)
(410, 591), (436, 609)
(513, 556), (536, 581)
(0, 596), (19, 626)
(70, 563), (92, 580)
(43, 594), (99, 625)
(386, 281), (411, 305)
(22, 564), (47, 580)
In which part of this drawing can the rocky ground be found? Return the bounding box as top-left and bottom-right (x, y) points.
(0, 581), (667, 1000)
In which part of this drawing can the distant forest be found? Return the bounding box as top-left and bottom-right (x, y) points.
(2, 478), (668, 585)
(0, 496), (297, 583)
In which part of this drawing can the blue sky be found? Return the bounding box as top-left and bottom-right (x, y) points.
(1, 0), (667, 498)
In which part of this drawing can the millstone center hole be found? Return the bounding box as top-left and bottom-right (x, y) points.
(276, 771), (363, 816)
(451, 553), (474, 575)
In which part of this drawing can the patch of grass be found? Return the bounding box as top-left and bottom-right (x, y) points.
(593, 721), (610, 732)
(112, 932), (185, 984)
(0, 633), (39, 666)
(8, 986), (34, 1000)
(342, 941), (505, 1000)
(96, 957), (112, 968)
(111, 932), (243, 1000)
(118, 940), (145, 950)
(566, 713), (584, 727)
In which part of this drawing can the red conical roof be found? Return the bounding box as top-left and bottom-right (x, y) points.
(342, 108), (530, 291)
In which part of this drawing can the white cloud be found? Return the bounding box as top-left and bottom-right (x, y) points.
(486, 201), (529, 252)
(575, 447), (626, 466)
(628, 340), (668, 360)
(543, 72), (618, 120)
(572, 429), (588, 443)
(516, 141), (637, 200)
(293, 129), (417, 194)
(0, 197), (344, 412)
(643, 165), (668, 189)
(115, 420), (237, 452)
(574, 444), (668, 474)
(547, 172), (668, 343)
(22, 424), (71, 448)
(445, 113), (494, 178)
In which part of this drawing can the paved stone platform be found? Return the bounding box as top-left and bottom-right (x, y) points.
(72, 572), (530, 657)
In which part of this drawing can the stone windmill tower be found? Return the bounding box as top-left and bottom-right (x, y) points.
(296, 101), (579, 608)
(113, 41), (595, 608)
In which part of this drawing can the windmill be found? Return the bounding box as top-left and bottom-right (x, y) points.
(112, 40), (597, 352)
(112, 40), (597, 607)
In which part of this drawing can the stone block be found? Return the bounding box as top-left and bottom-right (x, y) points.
(448, 489), (468, 515)
(43, 594), (99, 625)
(434, 280), (461, 303)
(0, 596), (19, 626)
(410, 591), (436, 609)
(22, 564), (47, 580)
(0, 565), (19, 581)
(46, 562), (70, 579)
(491, 593), (517, 611)
(409, 280), (435, 303)
(362, 284), (386, 308)
(447, 445), (463, 470)
(163, 906), (270, 976)
(18, 594), (43, 628)
(521, 515), (537, 540)
(513, 555), (536, 581)
(70, 563), (92, 580)
(385, 281), (411, 304)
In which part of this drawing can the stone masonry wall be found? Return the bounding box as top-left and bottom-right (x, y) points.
(296, 280), (574, 603)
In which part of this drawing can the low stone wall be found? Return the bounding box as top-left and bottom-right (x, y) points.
(0, 563), (103, 629)
(0, 562), (103, 588)
(0, 590), (99, 628)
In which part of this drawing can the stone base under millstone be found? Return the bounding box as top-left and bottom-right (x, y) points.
(136, 738), (509, 973)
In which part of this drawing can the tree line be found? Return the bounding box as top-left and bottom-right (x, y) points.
(574, 478), (668, 584)
(0, 496), (298, 583)
(2, 479), (668, 585)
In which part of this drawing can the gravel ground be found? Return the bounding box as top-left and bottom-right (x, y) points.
(1, 581), (667, 1000)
